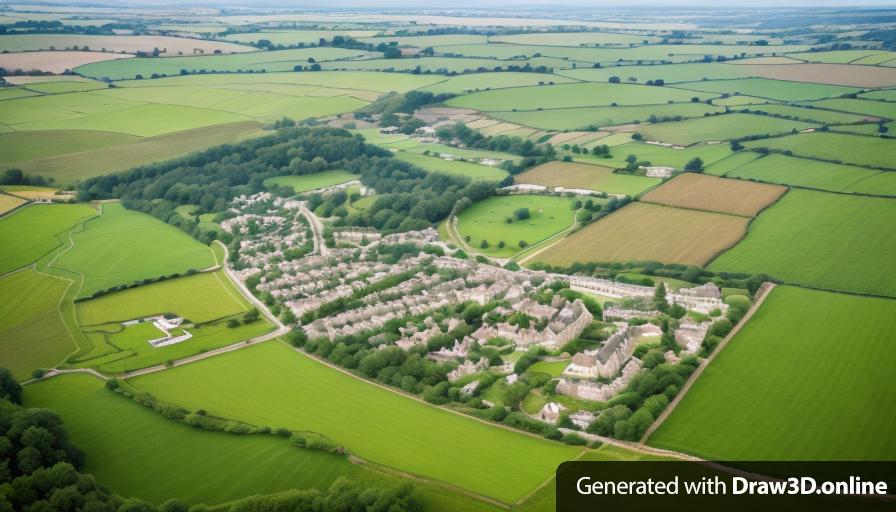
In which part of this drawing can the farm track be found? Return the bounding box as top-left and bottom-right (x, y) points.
(640, 282), (777, 442)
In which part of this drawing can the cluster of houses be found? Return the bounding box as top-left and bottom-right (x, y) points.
(221, 194), (311, 273)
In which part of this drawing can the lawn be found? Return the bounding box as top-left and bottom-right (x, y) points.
(649, 286), (896, 460)
(393, 151), (508, 181)
(725, 153), (896, 196)
(445, 82), (713, 111)
(640, 173), (786, 217)
(709, 189), (896, 297)
(527, 360), (570, 378)
(456, 195), (577, 257)
(263, 170), (358, 193)
(54, 203), (215, 298)
(77, 270), (250, 326)
(0, 203), (97, 275)
(23, 373), (360, 506)
(515, 161), (660, 196)
(672, 77), (861, 101)
(533, 202), (749, 267)
(128, 341), (583, 504)
(743, 131), (896, 169)
(491, 103), (722, 130)
(636, 113), (815, 145)
(0, 269), (75, 380)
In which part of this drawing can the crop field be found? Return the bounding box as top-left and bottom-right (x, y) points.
(742, 132), (896, 169)
(671, 78), (861, 101)
(24, 374), (361, 506)
(446, 81), (712, 111)
(319, 56), (569, 73)
(0, 194), (26, 214)
(128, 340), (583, 504)
(0, 50), (133, 74)
(534, 202), (749, 267)
(649, 286), (896, 461)
(739, 103), (874, 124)
(737, 63), (896, 88)
(54, 203), (215, 298)
(75, 47), (375, 79)
(710, 189), (896, 297)
(358, 34), (490, 47)
(77, 271), (250, 326)
(263, 170), (358, 192)
(490, 31), (661, 46)
(491, 102), (722, 130)
(393, 151), (508, 181)
(724, 153), (896, 196)
(0, 203), (97, 275)
(515, 161), (661, 196)
(0, 34), (254, 54)
(456, 195), (576, 257)
(419, 72), (577, 94)
(788, 50), (893, 64)
(640, 173), (785, 216)
(636, 113), (815, 145)
(0, 269), (75, 379)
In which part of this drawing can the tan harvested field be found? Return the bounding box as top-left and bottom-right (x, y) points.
(534, 202), (750, 267)
(0, 51), (133, 73)
(742, 63), (896, 87)
(515, 161), (660, 196)
(548, 131), (594, 144)
(2, 74), (101, 85)
(640, 173), (787, 217)
(0, 35), (255, 55)
(0, 193), (27, 215)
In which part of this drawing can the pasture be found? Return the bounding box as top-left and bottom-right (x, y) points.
(649, 286), (896, 461)
(0, 269), (75, 379)
(640, 173), (786, 217)
(0, 130), (137, 164)
(23, 374), (360, 505)
(533, 202), (749, 267)
(636, 113), (814, 145)
(491, 102), (722, 130)
(743, 131), (896, 169)
(672, 77), (861, 101)
(128, 340), (583, 504)
(263, 170), (358, 193)
(739, 103), (873, 124)
(0, 203), (96, 275)
(77, 271), (250, 326)
(596, 141), (734, 170)
(0, 34), (254, 55)
(54, 203), (215, 298)
(456, 195), (577, 257)
(556, 62), (752, 84)
(419, 72), (577, 94)
(222, 29), (379, 46)
(796, 98), (896, 119)
(115, 70), (442, 92)
(709, 189), (896, 297)
(724, 153), (896, 196)
(490, 31), (661, 46)
(320, 56), (571, 73)
(393, 151), (508, 181)
(515, 161), (660, 196)
(703, 151), (763, 176)
(445, 82), (712, 111)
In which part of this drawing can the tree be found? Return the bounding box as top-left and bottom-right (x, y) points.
(654, 282), (668, 312)
(514, 207), (530, 220)
(0, 367), (22, 404)
(383, 46), (402, 59)
(480, 239), (489, 249)
(684, 157), (704, 172)
(608, 76), (621, 83)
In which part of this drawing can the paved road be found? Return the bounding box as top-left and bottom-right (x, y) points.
(299, 205), (329, 257)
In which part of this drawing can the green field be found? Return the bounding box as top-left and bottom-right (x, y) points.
(456, 195), (577, 257)
(393, 151), (508, 181)
(725, 153), (896, 196)
(743, 131), (896, 169)
(222, 29), (378, 46)
(77, 270), (250, 326)
(491, 102), (722, 130)
(637, 113), (814, 145)
(0, 269), (75, 379)
(672, 77), (861, 101)
(419, 72), (577, 94)
(556, 62), (753, 84)
(128, 340), (582, 503)
(703, 151), (763, 176)
(23, 373), (360, 505)
(0, 129), (138, 164)
(709, 189), (896, 297)
(590, 141), (734, 170)
(446, 81), (713, 111)
(527, 360), (570, 378)
(54, 203), (215, 298)
(738, 103), (873, 124)
(263, 170), (358, 192)
(0, 203), (97, 275)
(796, 98), (896, 119)
(320, 56), (567, 73)
(649, 286), (896, 460)
(113, 71), (442, 93)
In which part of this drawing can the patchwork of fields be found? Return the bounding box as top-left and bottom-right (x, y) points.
(516, 161), (661, 196)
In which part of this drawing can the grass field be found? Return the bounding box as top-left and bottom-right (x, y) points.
(446, 82), (712, 111)
(77, 271), (250, 326)
(527, 360), (570, 378)
(23, 373), (360, 505)
(556, 62), (753, 84)
(393, 151), (508, 181)
(515, 161), (661, 196)
(739, 103), (874, 124)
(636, 113), (814, 145)
(0, 203), (97, 275)
(222, 29), (378, 46)
(263, 170), (358, 192)
(724, 153), (896, 196)
(490, 31), (661, 46)
(672, 77), (861, 101)
(796, 98), (896, 119)
(128, 340), (582, 503)
(743, 131), (895, 170)
(456, 195), (577, 257)
(640, 173), (786, 217)
(0, 34), (253, 55)
(703, 151), (763, 176)
(419, 72), (577, 94)
(54, 203), (215, 298)
(0, 129), (138, 164)
(534, 202), (749, 267)
(591, 141), (734, 170)
(491, 102), (722, 130)
(114, 71), (443, 93)
(649, 286), (896, 460)
(710, 189), (896, 297)
(0, 269), (75, 379)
